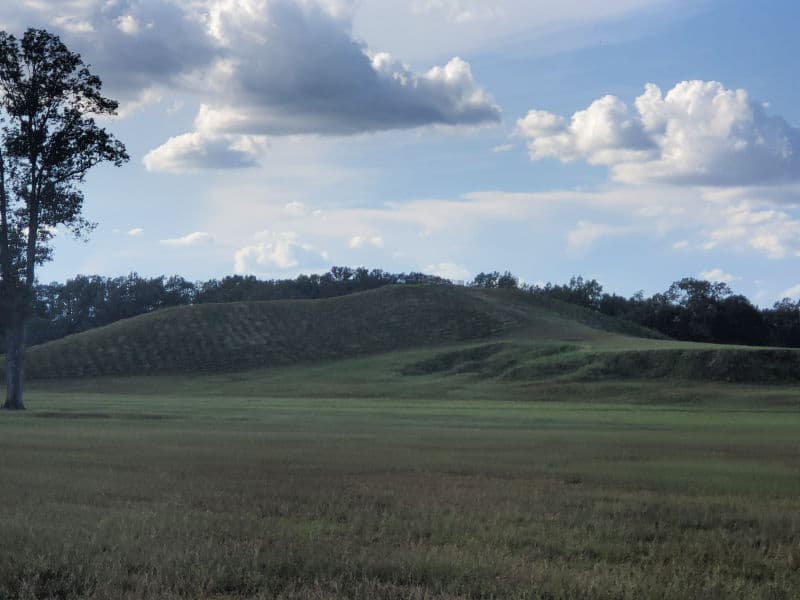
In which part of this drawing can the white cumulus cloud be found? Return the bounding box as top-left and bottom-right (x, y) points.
(160, 231), (215, 246)
(698, 268), (740, 284)
(115, 14), (140, 35)
(425, 262), (470, 281)
(234, 231), (328, 273)
(780, 284), (800, 300)
(701, 201), (800, 259)
(349, 235), (385, 249)
(143, 133), (265, 173)
(517, 80), (800, 186)
(567, 221), (630, 252)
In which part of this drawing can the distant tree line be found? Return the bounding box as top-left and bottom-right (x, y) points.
(470, 271), (800, 347)
(4, 267), (800, 349)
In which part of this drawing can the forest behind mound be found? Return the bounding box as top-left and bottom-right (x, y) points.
(10, 267), (800, 350)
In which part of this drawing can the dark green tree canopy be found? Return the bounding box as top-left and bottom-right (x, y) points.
(0, 28), (128, 286)
(0, 28), (128, 410)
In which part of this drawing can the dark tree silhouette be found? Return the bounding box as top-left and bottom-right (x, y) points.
(0, 29), (128, 410)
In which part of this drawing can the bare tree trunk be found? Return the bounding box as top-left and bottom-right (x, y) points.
(3, 315), (26, 410)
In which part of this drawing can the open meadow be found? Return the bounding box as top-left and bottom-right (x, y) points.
(1, 360), (800, 599)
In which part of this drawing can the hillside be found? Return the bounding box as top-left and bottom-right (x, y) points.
(6, 284), (800, 383)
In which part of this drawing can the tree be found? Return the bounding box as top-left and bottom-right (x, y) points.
(765, 299), (800, 347)
(711, 295), (767, 346)
(471, 271), (500, 288)
(664, 278), (732, 342)
(0, 29), (128, 410)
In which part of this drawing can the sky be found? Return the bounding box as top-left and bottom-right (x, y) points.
(3, 0), (800, 304)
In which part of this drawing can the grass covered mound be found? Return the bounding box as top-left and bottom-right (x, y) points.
(11, 284), (666, 380)
(8, 283), (800, 383)
(402, 342), (800, 384)
(18, 285), (512, 378)
(589, 347), (800, 382)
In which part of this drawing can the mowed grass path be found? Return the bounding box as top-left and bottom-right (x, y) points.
(1, 378), (799, 599)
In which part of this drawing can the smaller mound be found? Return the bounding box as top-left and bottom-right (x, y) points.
(400, 342), (800, 384)
(401, 343), (510, 376)
(401, 342), (576, 378)
(588, 348), (800, 383)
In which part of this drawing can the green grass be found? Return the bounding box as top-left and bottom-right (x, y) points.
(1, 364), (800, 599)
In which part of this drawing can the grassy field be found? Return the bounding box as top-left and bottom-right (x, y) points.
(1, 362), (799, 599)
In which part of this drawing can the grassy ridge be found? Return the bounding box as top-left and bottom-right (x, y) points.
(8, 283), (800, 383)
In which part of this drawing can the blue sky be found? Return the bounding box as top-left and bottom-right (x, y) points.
(3, 0), (800, 304)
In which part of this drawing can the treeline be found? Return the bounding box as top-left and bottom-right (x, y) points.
(471, 271), (800, 348)
(13, 267), (800, 348)
(25, 268), (448, 345)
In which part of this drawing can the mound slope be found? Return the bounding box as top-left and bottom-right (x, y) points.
(15, 285), (520, 379)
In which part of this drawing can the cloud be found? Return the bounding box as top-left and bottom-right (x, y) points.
(349, 235), (384, 249)
(234, 231), (328, 273)
(425, 262), (470, 281)
(567, 221), (630, 252)
(517, 81), (800, 186)
(492, 143), (513, 153)
(198, 0), (501, 136)
(140, 0), (497, 169)
(127, 228), (145, 236)
(160, 231), (215, 246)
(115, 87), (164, 119)
(698, 268), (740, 284)
(121, 176), (800, 291)
(701, 201), (800, 259)
(0, 1), (218, 105)
(780, 284), (800, 300)
(143, 133), (264, 173)
(4, 1), (500, 169)
(115, 14), (140, 35)
(284, 201), (308, 217)
(411, 0), (505, 23)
